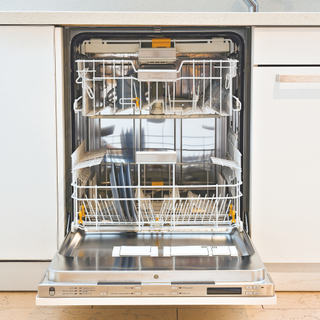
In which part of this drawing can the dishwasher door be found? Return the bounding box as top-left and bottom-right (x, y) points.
(37, 228), (276, 305)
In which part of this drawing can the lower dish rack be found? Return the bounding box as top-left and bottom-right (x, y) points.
(71, 145), (242, 232)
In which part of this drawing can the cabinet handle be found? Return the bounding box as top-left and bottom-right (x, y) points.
(276, 74), (320, 83)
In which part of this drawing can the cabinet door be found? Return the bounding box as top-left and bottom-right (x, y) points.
(253, 28), (320, 65)
(0, 26), (57, 259)
(251, 66), (320, 263)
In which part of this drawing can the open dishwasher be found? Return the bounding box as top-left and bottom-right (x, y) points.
(37, 28), (275, 305)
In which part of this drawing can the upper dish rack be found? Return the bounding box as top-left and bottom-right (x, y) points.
(74, 59), (241, 118)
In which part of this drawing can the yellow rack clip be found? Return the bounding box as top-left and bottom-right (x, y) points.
(78, 205), (86, 225)
(231, 210), (236, 224)
(152, 38), (171, 48)
(152, 181), (164, 186)
(133, 97), (139, 108)
(229, 204), (236, 223)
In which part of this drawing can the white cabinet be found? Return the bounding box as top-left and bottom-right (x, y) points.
(252, 27), (320, 265)
(0, 26), (59, 260)
(253, 27), (320, 65)
(251, 65), (320, 262)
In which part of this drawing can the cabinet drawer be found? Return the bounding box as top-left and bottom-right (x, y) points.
(253, 27), (320, 65)
(251, 66), (320, 263)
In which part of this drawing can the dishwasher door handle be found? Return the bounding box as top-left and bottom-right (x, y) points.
(276, 74), (320, 83)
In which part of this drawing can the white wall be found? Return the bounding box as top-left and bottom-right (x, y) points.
(1, 0), (319, 13)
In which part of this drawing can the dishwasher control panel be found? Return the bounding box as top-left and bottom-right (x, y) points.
(38, 277), (274, 298)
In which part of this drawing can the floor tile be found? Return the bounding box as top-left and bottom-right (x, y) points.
(176, 304), (262, 309)
(0, 292), (91, 310)
(0, 292), (37, 309)
(177, 308), (320, 320)
(0, 309), (36, 320)
(0, 307), (177, 320)
(263, 292), (320, 309)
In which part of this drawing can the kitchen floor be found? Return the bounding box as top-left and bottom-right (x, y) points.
(0, 292), (319, 320)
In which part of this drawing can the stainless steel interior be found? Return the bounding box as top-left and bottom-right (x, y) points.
(50, 229), (260, 283)
(39, 228), (274, 298)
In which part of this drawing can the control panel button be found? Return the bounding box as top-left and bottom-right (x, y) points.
(100, 292), (107, 296)
(49, 287), (55, 296)
(135, 292), (142, 295)
(253, 292), (260, 295)
(135, 286), (142, 290)
(253, 286), (260, 289)
(171, 292), (178, 295)
(171, 286), (178, 290)
(245, 291), (253, 295)
(245, 286), (253, 289)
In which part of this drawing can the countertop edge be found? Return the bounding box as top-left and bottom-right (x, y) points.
(0, 12), (320, 26)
